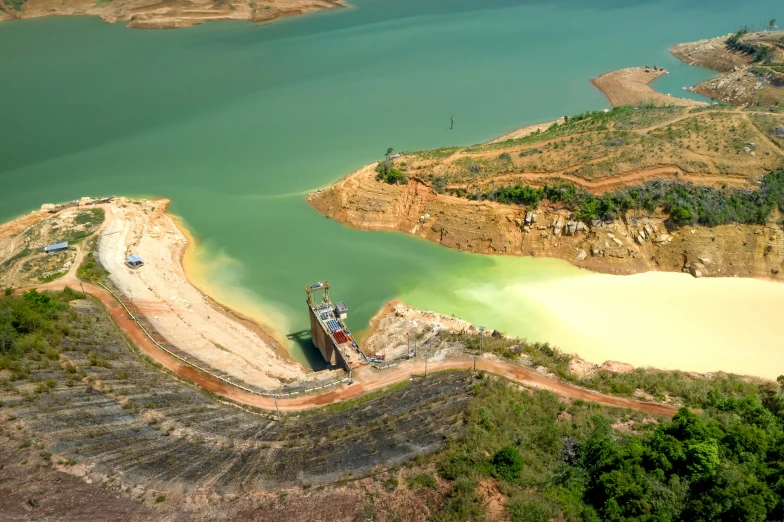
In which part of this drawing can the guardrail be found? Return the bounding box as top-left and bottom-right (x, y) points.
(96, 281), (351, 399)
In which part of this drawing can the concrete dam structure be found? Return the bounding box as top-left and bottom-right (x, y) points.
(306, 281), (364, 371)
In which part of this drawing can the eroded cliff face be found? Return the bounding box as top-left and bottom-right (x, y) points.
(309, 164), (784, 280)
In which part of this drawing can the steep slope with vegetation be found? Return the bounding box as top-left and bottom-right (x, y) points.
(310, 104), (784, 278)
(428, 375), (784, 521)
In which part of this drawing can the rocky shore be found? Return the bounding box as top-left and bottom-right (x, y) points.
(671, 31), (784, 106)
(309, 164), (784, 280)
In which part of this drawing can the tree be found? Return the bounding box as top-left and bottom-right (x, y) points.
(685, 439), (719, 479)
(386, 147), (394, 157)
(769, 19), (776, 30)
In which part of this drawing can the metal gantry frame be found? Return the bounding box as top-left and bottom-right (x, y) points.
(305, 280), (330, 308)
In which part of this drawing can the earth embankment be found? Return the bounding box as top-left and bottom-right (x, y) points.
(96, 198), (302, 389)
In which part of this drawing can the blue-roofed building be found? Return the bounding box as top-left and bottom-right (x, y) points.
(42, 241), (68, 254)
(125, 255), (144, 269)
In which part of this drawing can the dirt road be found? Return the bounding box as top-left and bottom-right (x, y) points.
(451, 166), (752, 194)
(35, 277), (679, 417)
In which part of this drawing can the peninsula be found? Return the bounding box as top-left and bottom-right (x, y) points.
(310, 32), (784, 281)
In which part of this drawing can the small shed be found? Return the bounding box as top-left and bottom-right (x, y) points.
(42, 241), (69, 254)
(126, 255), (144, 269)
(335, 301), (348, 320)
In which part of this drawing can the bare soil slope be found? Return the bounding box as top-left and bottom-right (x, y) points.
(0, 205), (103, 288)
(0, 0), (343, 29)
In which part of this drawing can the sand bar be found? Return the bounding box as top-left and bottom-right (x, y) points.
(592, 67), (707, 107)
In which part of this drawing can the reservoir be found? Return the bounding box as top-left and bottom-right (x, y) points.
(1, 0), (783, 377)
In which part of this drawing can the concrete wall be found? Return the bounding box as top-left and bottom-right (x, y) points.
(308, 308), (350, 372)
(309, 308), (335, 365)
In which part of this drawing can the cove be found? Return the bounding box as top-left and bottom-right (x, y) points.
(1, 0), (783, 376)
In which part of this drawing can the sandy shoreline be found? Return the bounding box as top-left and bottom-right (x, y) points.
(95, 198), (302, 388)
(176, 214), (290, 352)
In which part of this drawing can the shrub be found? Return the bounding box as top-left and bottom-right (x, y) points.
(77, 252), (109, 282)
(491, 445), (522, 482)
(382, 476), (399, 491)
(454, 170), (784, 227)
(727, 28), (774, 63)
(376, 159), (408, 185)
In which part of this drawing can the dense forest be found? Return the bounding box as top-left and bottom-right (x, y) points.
(433, 375), (784, 521)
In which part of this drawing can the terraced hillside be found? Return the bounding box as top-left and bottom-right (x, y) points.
(0, 290), (472, 518)
(310, 104), (784, 279)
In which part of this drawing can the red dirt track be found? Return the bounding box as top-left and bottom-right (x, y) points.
(34, 278), (679, 417)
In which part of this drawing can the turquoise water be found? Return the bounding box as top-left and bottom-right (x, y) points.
(1, 0), (782, 371)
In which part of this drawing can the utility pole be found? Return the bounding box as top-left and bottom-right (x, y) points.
(274, 396), (281, 422)
(424, 343), (428, 377)
(479, 326), (485, 354)
(450, 116), (454, 130)
(79, 281), (86, 299)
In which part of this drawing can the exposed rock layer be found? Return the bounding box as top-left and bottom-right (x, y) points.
(309, 164), (784, 280)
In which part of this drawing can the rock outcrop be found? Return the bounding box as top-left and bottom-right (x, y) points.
(309, 165), (784, 280)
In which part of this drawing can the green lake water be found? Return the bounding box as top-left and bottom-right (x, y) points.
(2, 0), (784, 376)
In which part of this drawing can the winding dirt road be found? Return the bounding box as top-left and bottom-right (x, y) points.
(35, 273), (680, 417)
